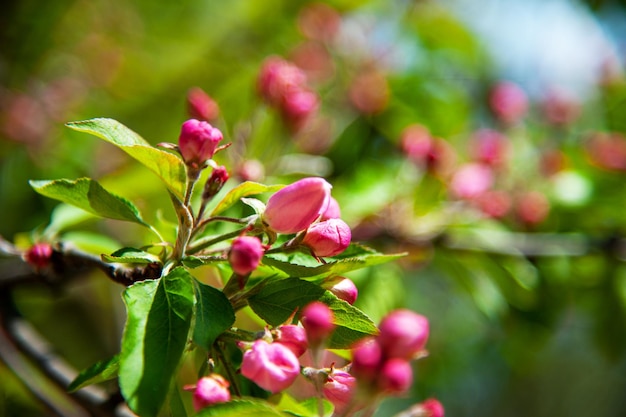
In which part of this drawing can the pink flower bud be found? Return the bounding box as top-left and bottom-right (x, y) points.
(189, 374), (231, 411)
(515, 191), (550, 225)
(302, 219), (351, 258)
(471, 129), (508, 168)
(275, 325), (308, 357)
(378, 310), (429, 360)
(378, 358), (413, 395)
(489, 81), (528, 124)
(322, 276), (358, 305)
(263, 177), (332, 234)
(415, 398), (445, 417)
(187, 87), (220, 122)
(178, 119), (223, 167)
(258, 57), (307, 106)
(203, 166), (229, 200)
(475, 190), (511, 219)
(240, 340), (300, 393)
(450, 163), (494, 200)
(321, 197), (341, 221)
(301, 301), (335, 347)
(24, 243), (53, 269)
(350, 337), (383, 382)
(322, 370), (356, 415)
(229, 236), (264, 275)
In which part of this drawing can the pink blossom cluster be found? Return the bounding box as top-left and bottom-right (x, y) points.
(257, 56), (320, 132)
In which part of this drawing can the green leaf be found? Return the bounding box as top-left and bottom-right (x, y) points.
(193, 280), (235, 349)
(262, 244), (406, 279)
(210, 181), (283, 216)
(276, 394), (333, 417)
(66, 118), (187, 200)
(30, 178), (148, 226)
(119, 268), (195, 417)
(102, 247), (162, 264)
(195, 399), (288, 416)
(45, 203), (95, 236)
(67, 355), (119, 393)
(248, 278), (377, 348)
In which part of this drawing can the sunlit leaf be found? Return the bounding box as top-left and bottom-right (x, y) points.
(67, 355), (119, 393)
(193, 280), (235, 349)
(195, 399), (288, 416)
(102, 247), (162, 264)
(119, 268), (195, 417)
(210, 181), (283, 216)
(30, 178), (148, 226)
(66, 118), (187, 200)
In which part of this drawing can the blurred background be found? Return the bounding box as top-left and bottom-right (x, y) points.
(3, 0), (626, 416)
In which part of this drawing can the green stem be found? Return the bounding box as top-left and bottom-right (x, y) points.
(186, 227), (248, 255)
(190, 216), (250, 240)
(214, 343), (241, 397)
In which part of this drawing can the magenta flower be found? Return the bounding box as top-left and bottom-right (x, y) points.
(322, 276), (358, 305)
(378, 310), (429, 360)
(258, 56), (307, 106)
(203, 165), (229, 200)
(263, 177), (331, 234)
(228, 236), (264, 276)
(489, 81), (528, 124)
(301, 301), (335, 347)
(302, 218), (351, 257)
(24, 243), (53, 269)
(178, 119), (223, 167)
(275, 324), (308, 357)
(322, 370), (356, 415)
(240, 340), (300, 393)
(188, 374), (231, 411)
(378, 358), (413, 395)
(350, 337), (383, 383)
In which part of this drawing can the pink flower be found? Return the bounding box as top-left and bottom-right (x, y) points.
(416, 398), (445, 417)
(187, 87), (220, 122)
(450, 163), (494, 200)
(489, 81), (528, 124)
(275, 325), (308, 357)
(350, 337), (383, 383)
(321, 276), (358, 305)
(378, 310), (429, 360)
(322, 370), (356, 415)
(178, 119), (223, 167)
(301, 301), (335, 347)
(515, 191), (550, 225)
(378, 358), (413, 395)
(302, 218), (351, 257)
(229, 236), (264, 275)
(263, 177), (331, 234)
(203, 166), (229, 200)
(471, 129), (508, 167)
(258, 57), (307, 106)
(188, 374), (231, 411)
(24, 243), (53, 269)
(240, 340), (300, 393)
(321, 197), (341, 221)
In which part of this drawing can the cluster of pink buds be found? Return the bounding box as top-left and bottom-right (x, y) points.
(262, 177), (352, 259)
(257, 56), (319, 132)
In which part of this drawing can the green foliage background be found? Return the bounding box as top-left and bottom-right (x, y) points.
(2, 0), (626, 416)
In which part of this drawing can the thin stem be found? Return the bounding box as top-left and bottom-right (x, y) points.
(191, 216), (251, 240)
(214, 343), (241, 397)
(187, 227), (249, 255)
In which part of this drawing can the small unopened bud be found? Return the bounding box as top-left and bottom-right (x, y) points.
(187, 374), (231, 411)
(515, 191), (550, 225)
(470, 129), (508, 168)
(322, 370), (356, 415)
(240, 340), (300, 393)
(187, 87), (220, 122)
(378, 358), (413, 395)
(229, 236), (264, 276)
(350, 337), (383, 383)
(450, 163), (493, 200)
(301, 301), (335, 347)
(178, 119), (223, 167)
(203, 166), (229, 200)
(24, 243), (53, 269)
(378, 310), (429, 360)
(489, 81), (528, 124)
(263, 177), (331, 234)
(275, 324), (308, 357)
(302, 218), (351, 258)
(322, 276), (358, 305)
(414, 398), (445, 417)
